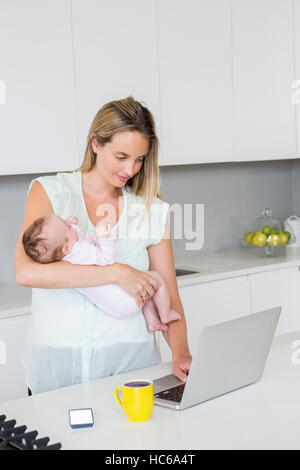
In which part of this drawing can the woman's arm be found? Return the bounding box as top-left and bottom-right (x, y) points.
(15, 181), (159, 306)
(148, 220), (192, 382)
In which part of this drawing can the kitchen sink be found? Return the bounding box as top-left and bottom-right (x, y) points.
(175, 268), (201, 277)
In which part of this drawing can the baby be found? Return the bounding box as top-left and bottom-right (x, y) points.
(22, 214), (181, 332)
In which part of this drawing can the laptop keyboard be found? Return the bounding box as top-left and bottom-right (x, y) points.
(154, 384), (186, 403)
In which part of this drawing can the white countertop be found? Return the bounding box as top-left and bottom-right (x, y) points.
(175, 245), (300, 286)
(1, 331), (300, 450)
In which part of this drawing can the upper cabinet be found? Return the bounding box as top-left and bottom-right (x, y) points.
(0, 0), (78, 175)
(157, 0), (234, 166)
(294, 0), (300, 158)
(1, 0), (300, 175)
(71, 0), (162, 166)
(231, 0), (296, 161)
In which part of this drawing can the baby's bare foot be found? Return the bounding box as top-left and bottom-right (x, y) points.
(161, 309), (181, 324)
(147, 318), (169, 333)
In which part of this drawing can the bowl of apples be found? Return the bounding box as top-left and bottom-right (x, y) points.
(243, 208), (292, 256)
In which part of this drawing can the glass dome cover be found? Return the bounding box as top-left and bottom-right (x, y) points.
(243, 208), (292, 256)
(250, 208), (282, 232)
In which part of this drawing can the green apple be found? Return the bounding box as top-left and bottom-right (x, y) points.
(262, 226), (272, 235)
(267, 234), (281, 246)
(252, 232), (267, 247)
(284, 231), (291, 241)
(269, 228), (279, 235)
(279, 233), (289, 245)
(244, 232), (254, 244)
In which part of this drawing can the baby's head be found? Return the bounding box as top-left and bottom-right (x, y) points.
(22, 214), (78, 263)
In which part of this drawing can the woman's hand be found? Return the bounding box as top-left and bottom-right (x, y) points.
(173, 352), (192, 383)
(113, 262), (160, 307)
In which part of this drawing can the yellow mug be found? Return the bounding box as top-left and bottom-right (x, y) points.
(114, 379), (154, 422)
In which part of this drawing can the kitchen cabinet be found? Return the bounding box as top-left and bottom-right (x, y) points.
(231, 0), (296, 161)
(158, 265), (300, 362)
(294, 0), (300, 157)
(157, 0), (234, 166)
(0, 311), (31, 403)
(3, 260), (300, 400)
(0, 0), (78, 175)
(71, 0), (161, 166)
(158, 276), (251, 362)
(1, 0), (298, 174)
(249, 267), (300, 335)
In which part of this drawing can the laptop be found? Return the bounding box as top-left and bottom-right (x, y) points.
(153, 307), (281, 410)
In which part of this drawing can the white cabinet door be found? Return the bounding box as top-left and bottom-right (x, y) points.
(0, 313), (31, 403)
(71, 0), (161, 165)
(158, 276), (251, 362)
(249, 267), (300, 335)
(232, 0), (296, 161)
(294, 0), (300, 157)
(0, 0), (78, 175)
(157, 0), (234, 165)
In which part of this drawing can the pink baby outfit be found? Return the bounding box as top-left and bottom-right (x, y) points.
(62, 224), (139, 317)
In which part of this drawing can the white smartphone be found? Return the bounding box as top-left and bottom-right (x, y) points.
(68, 408), (94, 429)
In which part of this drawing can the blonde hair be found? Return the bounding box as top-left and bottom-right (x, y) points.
(76, 95), (162, 211)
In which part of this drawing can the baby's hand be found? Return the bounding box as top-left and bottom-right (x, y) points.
(96, 223), (113, 239)
(66, 216), (78, 226)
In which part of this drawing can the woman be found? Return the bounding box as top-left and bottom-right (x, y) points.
(15, 96), (192, 394)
